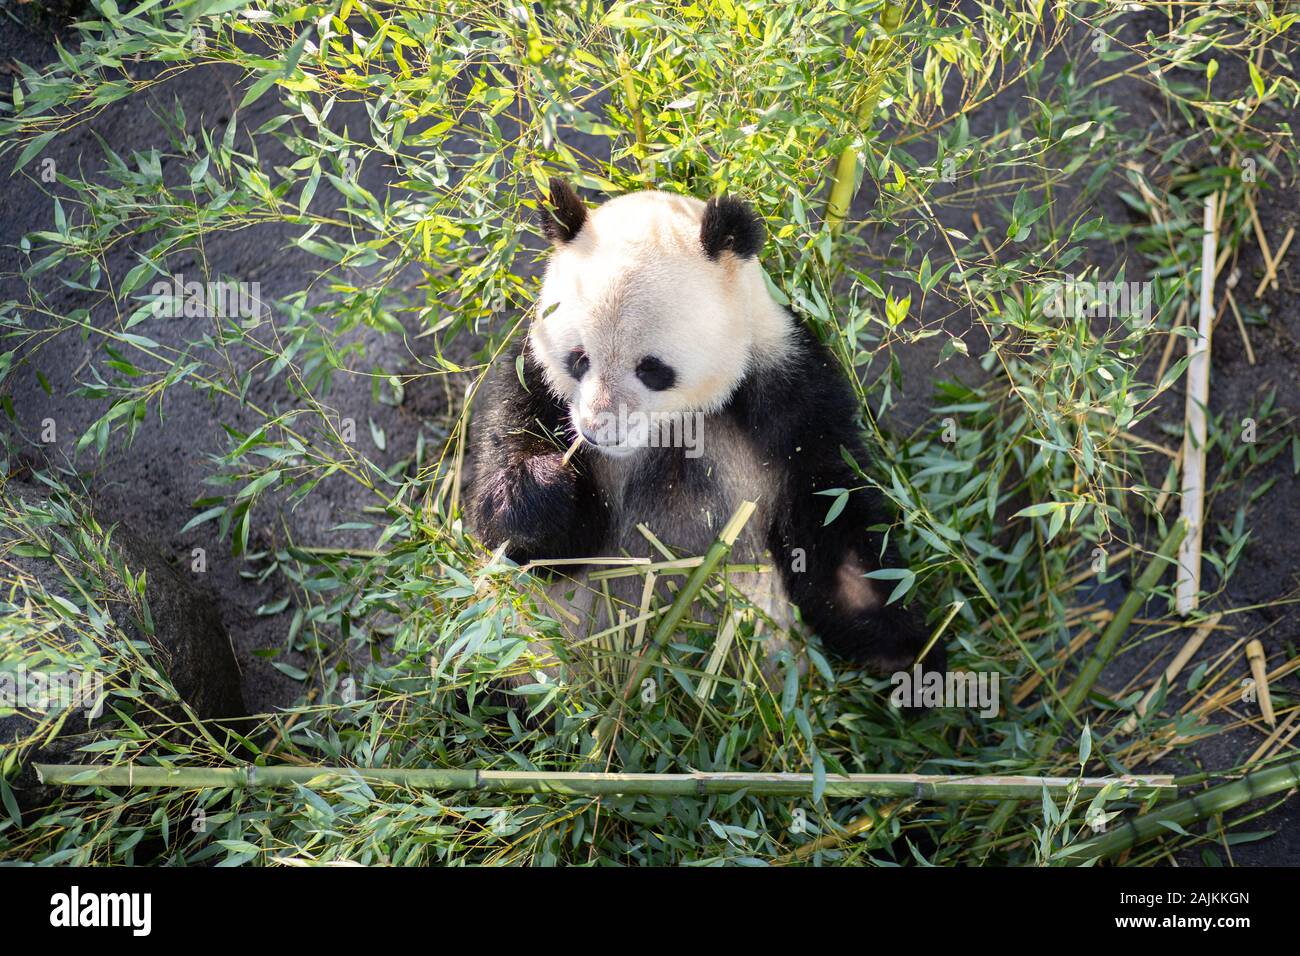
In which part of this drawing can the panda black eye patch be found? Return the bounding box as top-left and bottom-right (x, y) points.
(636, 356), (676, 391)
(566, 348), (590, 380)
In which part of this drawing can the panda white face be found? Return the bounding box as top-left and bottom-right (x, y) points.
(529, 187), (791, 458)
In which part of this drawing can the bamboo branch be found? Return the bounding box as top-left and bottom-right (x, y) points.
(1253, 225), (1294, 298)
(34, 764), (1175, 801)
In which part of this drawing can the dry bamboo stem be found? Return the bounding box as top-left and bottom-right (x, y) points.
(1253, 225), (1294, 298)
(1246, 190), (1273, 272)
(1011, 612), (1108, 706)
(1191, 654), (1298, 721)
(34, 764), (1176, 801)
(1245, 639), (1276, 727)
(1225, 288), (1256, 365)
(1176, 196), (1217, 615)
(1248, 710), (1300, 766)
(1117, 613), (1221, 735)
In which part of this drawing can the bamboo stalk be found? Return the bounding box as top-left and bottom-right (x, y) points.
(1071, 756), (1300, 862)
(1245, 639), (1275, 727)
(824, 2), (906, 234)
(585, 501), (757, 762)
(1176, 196), (1217, 615)
(617, 50), (650, 179)
(1253, 225), (1294, 298)
(979, 520), (1188, 851)
(34, 764), (1176, 801)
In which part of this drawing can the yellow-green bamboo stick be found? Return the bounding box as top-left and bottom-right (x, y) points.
(824, 2), (907, 235)
(979, 519), (1189, 851)
(35, 764), (1175, 801)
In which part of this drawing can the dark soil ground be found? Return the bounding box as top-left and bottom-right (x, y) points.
(1, 7), (1296, 863)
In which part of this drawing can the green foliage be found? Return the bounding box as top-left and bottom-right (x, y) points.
(1, 0), (1296, 864)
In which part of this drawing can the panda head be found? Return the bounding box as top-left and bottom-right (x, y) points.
(529, 180), (792, 458)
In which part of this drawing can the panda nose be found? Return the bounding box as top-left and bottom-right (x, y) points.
(580, 425), (608, 446)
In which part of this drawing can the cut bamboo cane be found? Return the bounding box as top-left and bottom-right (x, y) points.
(1117, 612), (1221, 735)
(34, 764), (1176, 801)
(1225, 288), (1255, 365)
(1253, 225), (1294, 298)
(1071, 755), (1300, 862)
(1245, 639), (1275, 727)
(1176, 196), (1217, 615)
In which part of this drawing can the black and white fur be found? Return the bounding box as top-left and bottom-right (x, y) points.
(469, 180), (942, 676)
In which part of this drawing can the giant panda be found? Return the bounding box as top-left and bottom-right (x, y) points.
(468, 179), (943, 683)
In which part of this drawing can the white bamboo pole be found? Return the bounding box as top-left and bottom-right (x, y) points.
(1176, 196), (1217, 614)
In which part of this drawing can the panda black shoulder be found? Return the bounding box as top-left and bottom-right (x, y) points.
(726, 315), (865, 459)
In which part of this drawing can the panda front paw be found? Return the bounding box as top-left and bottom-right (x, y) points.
(856, 603), (946, 678)
(473, 453), (579, 560)
(812, 598), (946, 679)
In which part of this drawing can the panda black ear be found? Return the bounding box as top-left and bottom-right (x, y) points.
(700, 196), (763, 261)
(539, 177), (587, 244)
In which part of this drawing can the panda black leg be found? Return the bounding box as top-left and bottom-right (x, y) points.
(770, 484), (943, 676)
(735, 327), (943, 676)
